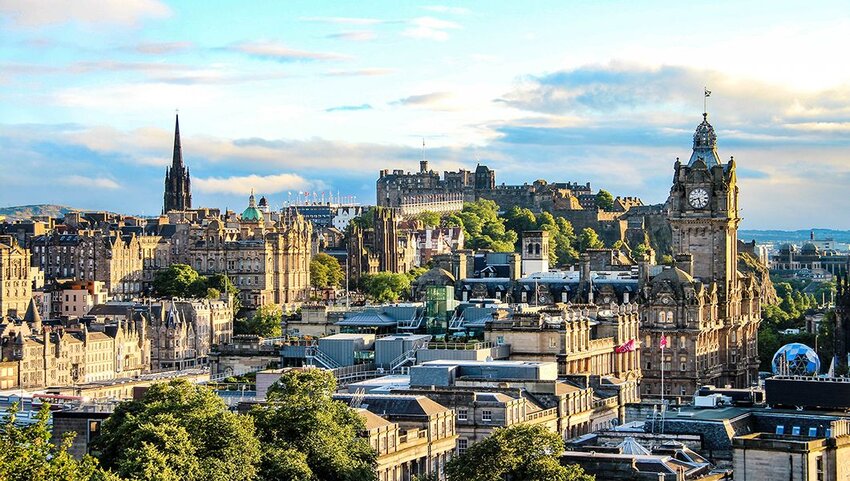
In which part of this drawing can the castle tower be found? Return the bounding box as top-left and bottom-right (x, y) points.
(163, 114), (192, 213)
(521, 230), (549, 277)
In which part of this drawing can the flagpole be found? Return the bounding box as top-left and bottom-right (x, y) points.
(660, 334), (665, 433)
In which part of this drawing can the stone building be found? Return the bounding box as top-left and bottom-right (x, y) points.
(334, 392), (457, 481)
(30, 231), (144, 301)
(0, 235), (32, 317)
(640, 113), (762, 397)
(163, 114), (192, 213)
(0, 311), (147, 389)
(348, 207), (417, 283)
(178, 194), (312, 309)
(834, 275), (850, 371)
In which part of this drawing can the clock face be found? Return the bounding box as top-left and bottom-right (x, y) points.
(688, 188), (709, 208)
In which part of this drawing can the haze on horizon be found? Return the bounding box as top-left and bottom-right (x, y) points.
(2, 0), (849, 229)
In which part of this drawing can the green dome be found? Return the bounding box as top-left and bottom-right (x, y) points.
(241, 206), (262, 221)
(241, 191), (263, 221)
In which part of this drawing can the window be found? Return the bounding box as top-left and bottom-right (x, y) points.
(457, 438), (468, 455)
(457, 408), (468, 421)
(482, 410), (492, 422)
(816, 454), (824, 481)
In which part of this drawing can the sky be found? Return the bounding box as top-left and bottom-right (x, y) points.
(2, 0), (850, 229)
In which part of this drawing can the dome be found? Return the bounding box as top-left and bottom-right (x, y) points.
(771, 343), (820, 375)
(801, 242), (819, 256)
(687, 113), (722, 168)
(241, 191), (263, 222)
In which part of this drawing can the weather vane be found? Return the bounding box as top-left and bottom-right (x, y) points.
(704, 87), (711, 114)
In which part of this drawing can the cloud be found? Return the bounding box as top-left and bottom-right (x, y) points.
(0, 0), (170, 27)
(325, 104), (373, 112)
(64, 175), (121, 190)
(392, 91), (453, 106)
(194, 173), (318, 196)
(323, 68), (394, 77)
(133, 41), (194, 54)
(422, 6), (470, 15)
(300, 16), (389, 25)
(227, 41), (351, 62)
(325, 31), (377, 42)
(402, 16), (461, 41)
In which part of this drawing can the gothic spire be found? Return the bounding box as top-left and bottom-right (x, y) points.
(172, 113), (183, 170)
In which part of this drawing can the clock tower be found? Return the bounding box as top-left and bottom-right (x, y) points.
(667, 113), (740, 305)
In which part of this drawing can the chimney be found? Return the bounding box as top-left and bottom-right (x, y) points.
(675, 254), (694, 276)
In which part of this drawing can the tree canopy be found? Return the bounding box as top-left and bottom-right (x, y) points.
(235, 304), (283, 338)
(361, 272), (412, 303)
(577, 228), (604, 251)
(451, 200), (517, 252)
(446, 424), (594, 481)
(152, 265), (237, 307)
(594, 189), (615, 211)
(251, 369), (376, 481)
(93, 380), (260, 481)
(0, 404), (117, 481)
(310, 253), (345, 289)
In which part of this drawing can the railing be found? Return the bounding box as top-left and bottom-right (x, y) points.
(397, 313), (424, 330)
(390, 348), (419, 373)
(305, 346), (341, 369)
(448, 313), (465, 330)
(427, 341), (496, 350)
(592, 396), (620, 409)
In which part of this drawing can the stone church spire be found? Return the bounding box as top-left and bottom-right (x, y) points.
(163, 113), (192, 213)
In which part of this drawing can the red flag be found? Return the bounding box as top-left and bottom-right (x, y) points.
(660, 335), (668, 350)
(615, 339), (635, 353)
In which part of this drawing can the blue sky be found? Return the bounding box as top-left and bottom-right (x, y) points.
(2, 0), (850, 229)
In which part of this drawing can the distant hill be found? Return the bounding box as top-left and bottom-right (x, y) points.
(739, 229), (850, 244)
(0, 204), (80, 221)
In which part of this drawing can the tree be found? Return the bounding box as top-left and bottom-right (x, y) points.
(503, 207), (537, 238)
(235, 304), (283, 337)
(594, 189), (614, 211)
(415, 211), (442, 228)
(251, 370), (377, 481)
(152, 264), (203, 298)
(446, 424), (594, 481)
(0, 404), (117, 481)
(362, 272), (411, 303)
(311, 253), (344, 289)
(93, 380), (260, 481)
(632, 243), (650, 259)
(350, 207), (376, 230)
(577, 228), (604, 251)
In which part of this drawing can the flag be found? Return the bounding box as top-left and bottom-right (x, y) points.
(660, 335), (668, 350)
(704, 88), (711, 97)
(615, 339), (635, 353)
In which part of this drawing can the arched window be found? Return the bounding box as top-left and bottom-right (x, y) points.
(534, 243), (541, 255)
(527, 244), (534, 254)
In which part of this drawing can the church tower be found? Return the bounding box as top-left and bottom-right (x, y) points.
(163, 114), (192, 213)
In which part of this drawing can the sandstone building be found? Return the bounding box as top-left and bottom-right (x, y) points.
(640, 113), (762, 397)
(0, 235), (32, 317)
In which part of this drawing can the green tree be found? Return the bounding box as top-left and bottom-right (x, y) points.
(446, 424), (594, 481)
(350, 207), (376, 230)
(0, 404), (117, 481)
(659, 254), (674, 266)
(152, 264), (203, 298)
(93, 380), (260, 481)
(235, 304), (283, 337)
(311, 253), (344, 289)
(594, 189), (615, 211)
(251, 370), (376, 481)
(362, 272), (411, 303)
(632, 243), (650, 259)
(503, 206), (537, 238)
(415, 211), (442, 228)
(577, 228), (604, 251)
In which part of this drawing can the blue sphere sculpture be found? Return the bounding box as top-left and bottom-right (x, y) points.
(771, 343), (820, 375)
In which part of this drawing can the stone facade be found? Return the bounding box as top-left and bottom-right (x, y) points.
(640, 113), (761, 397)
(0, 316), (147, 389)
(0, 235), (32, 317)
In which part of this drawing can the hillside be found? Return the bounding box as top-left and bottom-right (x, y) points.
(0, 204), (79, 221)
(739, 229), (850, 244)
